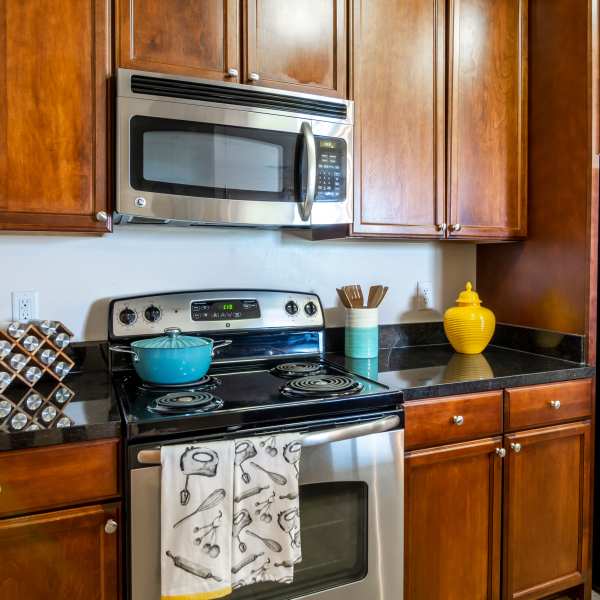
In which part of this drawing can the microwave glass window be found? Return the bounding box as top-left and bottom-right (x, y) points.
(230, 481), (368, 599)
(131, 116), (298, 202)
(143, 131), (284, 193)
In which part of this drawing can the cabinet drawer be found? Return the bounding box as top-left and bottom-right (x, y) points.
(0, 439), (119, 518)
(405, 391), (503, 450)
(504, 379), (592, 431)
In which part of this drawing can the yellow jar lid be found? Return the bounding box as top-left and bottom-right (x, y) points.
(456, 282), (482, 306)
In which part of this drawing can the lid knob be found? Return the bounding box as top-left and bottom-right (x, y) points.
(456, 281), (482, 306)
(164, 327), (182, 337)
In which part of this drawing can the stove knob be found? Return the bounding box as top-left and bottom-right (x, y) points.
(304, 301), (318, 316)
(285, 301), (299, 315)
(144, 305), (161, 322)
(119, 308), (137, 326)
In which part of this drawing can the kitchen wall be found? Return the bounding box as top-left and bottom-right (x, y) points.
(0, 227), (476, 341)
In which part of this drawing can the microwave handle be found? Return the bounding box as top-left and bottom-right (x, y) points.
(136, 415), (400, 464)
(299, 121), (317, 222)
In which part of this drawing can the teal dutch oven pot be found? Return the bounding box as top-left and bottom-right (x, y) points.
(110, 328), (232, 385)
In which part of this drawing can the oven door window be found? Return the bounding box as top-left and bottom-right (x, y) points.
(231, 482), (368, 600)
(130, 116), (303, 202)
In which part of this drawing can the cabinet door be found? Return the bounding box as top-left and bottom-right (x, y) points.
(503, 422), (591, 600)
(447, 0), (527, 239)
(0, 0), (110, 233)
(118, 0), (240, 82)
(0, 504), (120, 599)
(352, 0), (445, 237)
(244, 0), (347, 98)
(405, 438), (503, 600)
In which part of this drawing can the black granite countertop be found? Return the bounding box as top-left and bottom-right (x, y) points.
(327, 344), (595, 401)
(1, 331), (595, 451)
(0, 344), (121, 451)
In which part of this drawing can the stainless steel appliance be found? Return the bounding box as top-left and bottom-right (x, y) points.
(116, 70), (353, 227)
(109, 290), (404, 600)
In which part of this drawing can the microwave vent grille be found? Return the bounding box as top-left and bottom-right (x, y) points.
(130, 75), (348, 120)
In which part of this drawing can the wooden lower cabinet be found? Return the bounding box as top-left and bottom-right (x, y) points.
(0, 503), (120, 599)
(405, 437), (503, 599)
(503, 422), (591, 600)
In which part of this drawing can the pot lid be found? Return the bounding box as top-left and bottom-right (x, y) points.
(133, 328), (211, 350)
(455, 282), (482, 307)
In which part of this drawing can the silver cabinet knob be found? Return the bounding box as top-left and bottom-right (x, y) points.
(436, 223), (447, 233)
(452, 415), (464, 426)
(511, 442), (522, 453)
(95, 211), (108, 223)
(104, 519), (118, 534)
(226, 68), (239, 78)
(549, 400), (561, 410)
(496, 448), (506, 458)
(248, 72), (260, 82)
(450, 223), (462, 232)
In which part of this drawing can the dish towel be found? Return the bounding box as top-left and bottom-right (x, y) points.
(161, 441), (234, 600)
(231, 434), (303, 590)
(161, 434), (302, 599)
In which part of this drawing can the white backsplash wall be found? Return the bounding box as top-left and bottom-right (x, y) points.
(0, 227), (476, 341)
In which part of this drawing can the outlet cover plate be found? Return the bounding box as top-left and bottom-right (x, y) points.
(11, 291), (39, 322)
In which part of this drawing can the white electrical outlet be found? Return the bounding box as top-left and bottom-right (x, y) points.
(417, 281), (434, 310)
(11, 291), (39, 322)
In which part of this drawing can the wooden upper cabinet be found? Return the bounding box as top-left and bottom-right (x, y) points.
(0, 504), (120, 600)
(243, 0), (347, 97)
(447, 0), (527, 239)
(0, 0), (110, 233)
(352, 0), (445, 237)
(118, 0), (240, 81)
(405, 438), (502, 599)
(503, 422), (591, 600)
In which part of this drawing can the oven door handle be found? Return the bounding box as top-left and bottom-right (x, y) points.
(136, 415), (400, 465)
(299, 121), (316, 222)
(302, 415), (400, 446)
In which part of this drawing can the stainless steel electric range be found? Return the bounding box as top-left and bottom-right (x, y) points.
(109, 290), (404, 600)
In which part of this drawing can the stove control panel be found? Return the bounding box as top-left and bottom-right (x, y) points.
(109, 290), (324, 339)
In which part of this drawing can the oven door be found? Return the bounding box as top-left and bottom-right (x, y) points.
(129, 414), (403, 600)
(117, 95), (353, 227)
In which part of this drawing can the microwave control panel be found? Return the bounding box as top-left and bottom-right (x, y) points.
(315, 138), (346, 202)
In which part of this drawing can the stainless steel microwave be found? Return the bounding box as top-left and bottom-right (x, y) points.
(116, 69), (354, 228)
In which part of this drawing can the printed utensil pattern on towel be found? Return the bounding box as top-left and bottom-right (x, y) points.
(162, 434), (302, 599)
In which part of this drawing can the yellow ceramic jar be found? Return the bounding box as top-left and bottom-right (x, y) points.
(443, 282), (496, 354)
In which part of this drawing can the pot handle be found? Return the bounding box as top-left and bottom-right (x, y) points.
(109, 345), (140, 362)
(212, 340), (232, 356)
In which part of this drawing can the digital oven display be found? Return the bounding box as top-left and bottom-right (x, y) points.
(191, 299), (261, 321)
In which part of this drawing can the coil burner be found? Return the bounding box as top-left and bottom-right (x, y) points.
(139, 375), (222, 392)
(270, 361), (326, 379)
(149, 391), (223, 415)
(280, 374), (363, 399)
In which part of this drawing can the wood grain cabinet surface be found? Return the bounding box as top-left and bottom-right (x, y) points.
(0, 439), (120, 519)
(0, 0), (111, 233)
(0, 504), (120, 600)
(243, 0), (347, 97)
(118, 0), (240, 82)
(503, 422), (591, 599)
(447, 0), (528, 239)
(405, 437), (503, 599)
(351, 0), (445, 237)
(352, 0), (527, 240)
(405, 390), (503, 450)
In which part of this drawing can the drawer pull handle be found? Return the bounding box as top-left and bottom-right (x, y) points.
(495, 448), (506, 458)
(549, 400), (561, 410)
(452, 415), (464, 426)
(104, 519), (118, 535)
(511, 442), (522, 453)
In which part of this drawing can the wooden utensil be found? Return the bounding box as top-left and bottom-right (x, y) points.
(368, 285), (383, 308)
(343, 285), (364, 308)
(337, 288), (352, 308)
